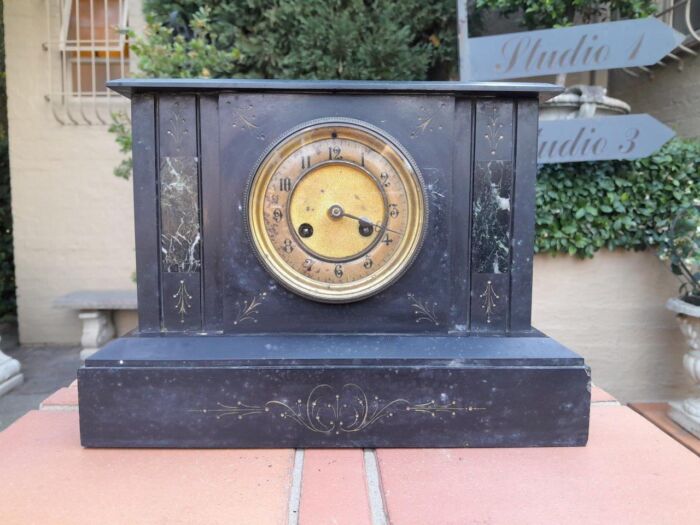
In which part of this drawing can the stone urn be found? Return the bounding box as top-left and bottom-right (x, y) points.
(539, 84), (630, 121)
(666, 297), (700, 438)
(0, 335), (23, 397)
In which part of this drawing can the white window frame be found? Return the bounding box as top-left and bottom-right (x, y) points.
(45, 0), (131, 125)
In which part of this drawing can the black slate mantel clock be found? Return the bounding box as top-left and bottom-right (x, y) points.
(78, 79), (591, 448)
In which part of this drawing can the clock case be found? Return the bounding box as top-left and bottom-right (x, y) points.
(78, 79), (591, 448)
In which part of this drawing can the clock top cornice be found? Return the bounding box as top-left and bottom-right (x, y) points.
(107, 78), (561, 99)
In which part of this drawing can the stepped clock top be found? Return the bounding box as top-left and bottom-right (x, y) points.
(107, 78), (561, 98)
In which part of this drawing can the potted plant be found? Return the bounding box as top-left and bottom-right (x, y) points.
(662, 203), (700, 437)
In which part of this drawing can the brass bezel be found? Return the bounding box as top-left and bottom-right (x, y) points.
(246, 118), (427, 303)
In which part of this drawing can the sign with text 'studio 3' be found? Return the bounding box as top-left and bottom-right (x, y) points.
(537, 115), (675, 164)
(468, 17), (685, 81)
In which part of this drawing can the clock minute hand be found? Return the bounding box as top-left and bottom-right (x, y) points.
(342, 211), (403, 236)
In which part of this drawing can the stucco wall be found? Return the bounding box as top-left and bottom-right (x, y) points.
(608, 54), (700, 139)
(4, 0), (136, 344)
(533, 250), (693, 403)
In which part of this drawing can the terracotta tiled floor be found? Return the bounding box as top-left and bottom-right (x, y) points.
(630, 402), (700, 456)
(377, 406), (698, 525)
(0, 385), (699, 525)
(299, 449), (372, 525)
(0, 345), (81, 430)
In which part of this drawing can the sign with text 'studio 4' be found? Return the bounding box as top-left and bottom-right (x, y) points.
(537, 115), (675, 164)
(468, 18), (685, 81)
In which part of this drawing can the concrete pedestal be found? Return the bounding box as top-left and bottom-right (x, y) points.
(78, 312), (115, 361)
(666, 298), (700, 439)
(54, 290), (137, 361)
(668, 398), (700, 437)
(0, 349), (23, 397)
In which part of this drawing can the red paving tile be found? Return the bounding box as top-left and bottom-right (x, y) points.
(299, 449), (372, 525)
(630, 402), (700, 456)
(0, 411), (295, 525)
(4, 386), (700, 524)
(39, 386), (79, 410)
(376, 406), (700, 525)
(591, 384), (617, 404)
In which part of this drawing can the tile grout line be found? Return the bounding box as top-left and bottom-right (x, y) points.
(38, 405), (79, 412)
(287, 449), (304, 525)
(628, 404), (700, 457)
(364, 449), (389, 525)
(592, 400), (621, 407)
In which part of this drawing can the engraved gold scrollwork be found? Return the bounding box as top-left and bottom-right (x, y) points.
(233, 292), (267, 325)
(233, 107), (257, 129)
(229, 101), (266, 141)
(414, 114), (433, 136)
(480, 280), (499, 324)
(166, 101), (189, 153)
(173, 280), (192, 323)
(407, 293), (439, 326)
(410, 101), (447, 138)
(484, 105), (504, 156)
(190, 383), (485, 435)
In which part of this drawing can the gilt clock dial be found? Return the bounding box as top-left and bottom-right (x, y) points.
(246, 118), (427, 302)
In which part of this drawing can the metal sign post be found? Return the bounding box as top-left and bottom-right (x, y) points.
(457, 0), (470, 80)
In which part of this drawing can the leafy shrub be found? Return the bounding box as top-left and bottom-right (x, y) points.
(0, 136), (14, 320)
(536, 139), (700, 257)
(658, 204), (700, 304)
(475, 0), (657, 29)
(0, 0), (14, 321)
(111, 1), (457, 178)
(108, 112), (132, 180)
(113, 0), (697, 263)
(141, 0), (457, 80)
(131, 7), (243, 79)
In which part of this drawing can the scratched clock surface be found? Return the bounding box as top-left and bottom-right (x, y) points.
(220, 94), (459, 333)
(247, 120), (426, 303)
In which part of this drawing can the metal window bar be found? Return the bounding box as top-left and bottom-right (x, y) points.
(622, 0), (700, 77)
(44, 0), (130, 125)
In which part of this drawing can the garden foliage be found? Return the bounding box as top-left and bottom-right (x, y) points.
(111, 0), (700, 261)
(536, 140), (700, 257)
(475, 0), (657, 29)
(658, 203), (700, 304)
(112, 1), (457, 178)
(0, 0), (15, 320)
(140, 0), (457, 80)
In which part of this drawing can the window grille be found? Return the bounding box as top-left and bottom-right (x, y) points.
(44, 0), (130, 125)
(623, 0), (700, 77)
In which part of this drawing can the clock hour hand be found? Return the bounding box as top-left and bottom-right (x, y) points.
(328, 205), (403, 236)
(344, 212), (403, 236)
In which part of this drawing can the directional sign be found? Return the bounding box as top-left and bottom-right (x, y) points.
(537, 114), (675, 164)
(468, 18), (685, 81)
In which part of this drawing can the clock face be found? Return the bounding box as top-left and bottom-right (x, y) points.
(247, 119), (427, 303)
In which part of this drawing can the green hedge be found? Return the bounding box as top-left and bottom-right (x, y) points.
(0, 136), (13, 320)
(536, 139), (700, 258)
(474, 0), (656, 30)
(120, 1), (700, 262)
(0, 0), (14, 320)
(141, 0), (457, 80)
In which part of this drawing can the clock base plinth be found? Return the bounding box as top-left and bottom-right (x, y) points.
(78, 334), (590, 448)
